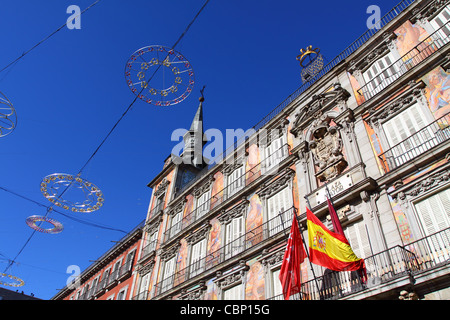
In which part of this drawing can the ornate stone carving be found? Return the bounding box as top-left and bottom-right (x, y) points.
(397, 168), (450, 201)
(218, 199), (249, 224)
(259, 168), (295, 199)
(185, 223), (211, 245)
(215, 260), (249, 289)
(154, 178), (170, 198)
(160, 242), (180, 261)
(309, 118), (347, 182)
(180, 281), (207, 300)
(291, 84), (351, 137)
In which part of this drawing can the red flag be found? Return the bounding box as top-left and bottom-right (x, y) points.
(327, 197), (344, 236)
(279, 215), (306, 300)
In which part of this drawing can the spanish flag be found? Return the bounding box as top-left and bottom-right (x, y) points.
(306, 207), (367, 281)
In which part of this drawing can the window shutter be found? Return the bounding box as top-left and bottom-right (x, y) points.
(267, 187), (293, 236)
(415, 189), (450, 236)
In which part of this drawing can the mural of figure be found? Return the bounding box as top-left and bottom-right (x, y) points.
(246, 144), (260, 185)
(246, 193), (263, 246)
(182, 194), (195, 228)
(245, 261), (265, 300)
(210, 172), (224, 209)
(206, 218), (221, 268)
(422, 67), (450, 119)
(174, 239), (188, 287)
(394, 20), (430, 57)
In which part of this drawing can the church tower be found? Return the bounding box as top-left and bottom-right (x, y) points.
(182, 89), (207, 169)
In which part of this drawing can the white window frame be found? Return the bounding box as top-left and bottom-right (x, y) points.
(170, 210), (183, 237)
(196, 191), (210, 219)
(412, 187), (450, 264)
(263, 133), (288, 173)
(190, 239), (206, 278)
(116, 286), (128, 300)
(429, 4), (450, 43)
(266, 187), (293, 236)
(223, 283), (243, 300)
(224, 216), (244, 259)
(227, 165), (245, 198)
(161, 256), (176, 292)
(362, 51), (402, 98)
(381, 102), (437, 167)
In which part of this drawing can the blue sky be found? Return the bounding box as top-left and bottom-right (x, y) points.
(0, 0), (399, 299)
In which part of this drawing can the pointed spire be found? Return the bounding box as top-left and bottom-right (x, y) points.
(189, 85), (205, 132)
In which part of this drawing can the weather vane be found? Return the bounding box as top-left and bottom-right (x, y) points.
(125, 45), (195, 106)
(296, 45), (324, 83)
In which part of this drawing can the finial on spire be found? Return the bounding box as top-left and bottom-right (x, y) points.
(199, 85), (206, 102)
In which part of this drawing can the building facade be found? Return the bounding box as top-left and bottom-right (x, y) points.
(131, 0), (450, 301)
(54, 0), (450, 301)
(52, 221), (144, 300)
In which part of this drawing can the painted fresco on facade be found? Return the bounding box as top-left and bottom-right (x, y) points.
(246, 143), (261, 185)
(421, 66), (450, 120)
(246, 193), (263, 246)
(394, 20), (431, 58)
(174, 239), (188, 287)
(204, 279), (217, 300)
(347, 72), (366, 106)
(182, 193), (195, 228)
(210, 171), (224, 209)
(206, 218), (221, 268)
(245, 260), (265, 300)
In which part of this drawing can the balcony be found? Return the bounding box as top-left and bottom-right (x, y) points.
(268, 227), (450, 300)
(132, 291), (149, 300)
(357, 21), (449, 102)
(163, 143), (290, 244)
(117, 260), (133, 281)
(154, 207), (296, 297)
(379, 112), (450, 173)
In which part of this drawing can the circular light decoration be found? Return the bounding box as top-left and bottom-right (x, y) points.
(26, 215), (64, 234)
(0, 273), (25, 287)
(40, 173), (104, 213)
(125, 45), (195, 106)
(296, 45), (324, 84)
(0, 91), (17, 137)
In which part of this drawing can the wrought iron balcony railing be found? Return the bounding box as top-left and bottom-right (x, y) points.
(268, 227), (450, 300)
(163, 143), (290, 244)
(378, 112), (450, 173)
(154, 207), (296, 297)
(357, 21), (450, 102)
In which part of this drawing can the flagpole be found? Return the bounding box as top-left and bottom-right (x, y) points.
(297, 200), (323, 299)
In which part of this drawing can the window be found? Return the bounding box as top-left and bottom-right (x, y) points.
(161, 256), (176, 292)
(271, 269), (283, 299)
(117, 288), (127, 300)
(196, 191), (210, 219)
(227, 166), (245, 198)
(190, 239), (206, 277)
(414, 188), (450, 234)
(362, 52), (402, 98)
(414, 188), (450, 263)
(170, 210), (183, 237)
(146, 230), (158, 253)
(223, 284), (242, 300)
(137, 272), (150, 300)
(263, 133), (287, 173)
(430, 5), (450, 40)
(382, 103), (435, 166)
(224, 216), (244, 259)
(267, 187), (293, 236)
(344, 220), (372, 260)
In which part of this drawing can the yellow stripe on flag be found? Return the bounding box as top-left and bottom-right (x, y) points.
(307, 216), (361, 264)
